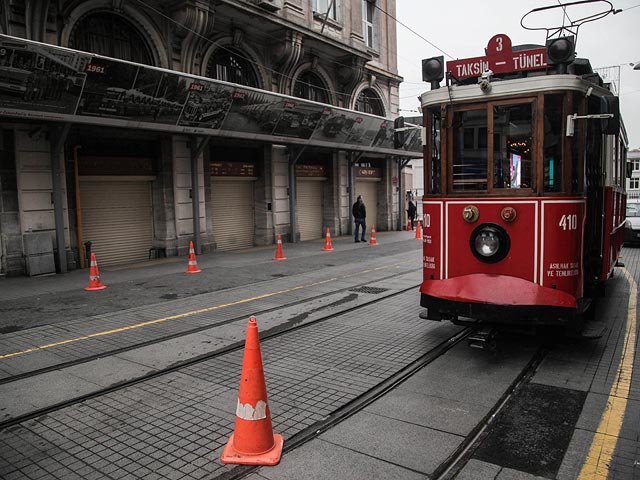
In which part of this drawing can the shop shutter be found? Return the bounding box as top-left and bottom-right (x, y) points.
(211, 180), (254, 250)
(297, 180), (324, 241)
(355, 180), (379, 230)
(80, 180), (153, 266)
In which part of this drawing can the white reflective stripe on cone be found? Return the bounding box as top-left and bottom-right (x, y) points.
(236, 399), (268, 420)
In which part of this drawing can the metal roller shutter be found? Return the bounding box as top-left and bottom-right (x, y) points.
(211, 180), (254, 250)
(297, 180), (324, 241)
(355, 181), (378, 230)
(80, 180), (153, 266)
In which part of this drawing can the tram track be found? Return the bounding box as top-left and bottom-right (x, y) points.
(0, 266), (421, 387)
(217, 326), (474, 480)
(433, 343), (552, 480)
(215, 333), (551, 480)
(0, 272), (425, 431)
(0, 284), (561, 480)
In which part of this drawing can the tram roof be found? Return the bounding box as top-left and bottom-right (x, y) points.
(419, 73), (617, 109)
(0, 34), (421, 158)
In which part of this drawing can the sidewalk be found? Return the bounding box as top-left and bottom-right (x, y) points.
(1, 237), (637, 480)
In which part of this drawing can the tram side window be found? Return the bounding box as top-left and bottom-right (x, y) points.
(429, 108), (442, 194)
(492, 103), (532, 189)
(453, 109), (488, 191)
(544, 95), (564, 192)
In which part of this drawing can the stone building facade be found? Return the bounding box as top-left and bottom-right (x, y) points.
(0, 0), (417, 276)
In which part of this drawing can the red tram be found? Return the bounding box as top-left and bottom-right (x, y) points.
(418, 33), (628, 337)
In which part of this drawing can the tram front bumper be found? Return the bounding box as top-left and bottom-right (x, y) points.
(420, 273), (577, 326)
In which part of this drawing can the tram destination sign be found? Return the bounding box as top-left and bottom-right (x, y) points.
(447, 34), (547, 80)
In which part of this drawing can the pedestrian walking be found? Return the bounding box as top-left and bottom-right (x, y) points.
(407, 200), (417, 230)
(352, 195), (366, 243)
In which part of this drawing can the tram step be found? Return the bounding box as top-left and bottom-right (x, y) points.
(468, 328), (497, 350)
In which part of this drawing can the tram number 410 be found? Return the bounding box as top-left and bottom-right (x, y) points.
(559, 214), (578, 231)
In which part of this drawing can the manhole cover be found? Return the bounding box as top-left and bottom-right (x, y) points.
(349, 286), (389, 294)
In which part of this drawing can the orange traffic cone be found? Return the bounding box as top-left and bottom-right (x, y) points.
(185, 241), (202, 274)
(407, 219), (412, 231)
(414, 219), (422, 240)
(272, 234), (286, 261)
(369, 225), (379, 246)
(84, 253), (107, 291)
(221, 316), (283, 466)
(322, 228), (334, 251)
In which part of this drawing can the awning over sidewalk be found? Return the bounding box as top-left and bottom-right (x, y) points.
(0, 34), (422, 158)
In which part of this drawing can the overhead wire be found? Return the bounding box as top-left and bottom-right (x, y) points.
(367, 0), (454, 60)
(133, 0), (420, 103)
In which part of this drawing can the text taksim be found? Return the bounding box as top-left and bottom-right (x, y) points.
(455, 60), (490, 78)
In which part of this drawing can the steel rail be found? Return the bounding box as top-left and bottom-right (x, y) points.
(217, 327), (474, 480)
(0, 267), (421, 387)
(0, 276), (424, 431)
(433, 344), (551, 480)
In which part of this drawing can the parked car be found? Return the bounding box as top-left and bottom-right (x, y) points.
(625, 202), (640, 246)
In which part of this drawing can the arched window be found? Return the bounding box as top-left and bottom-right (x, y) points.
(355, 88), (384, 116)
(293, 71), (330, 104)
(206, 48), (259, 87)
(70, 13), (154, 65)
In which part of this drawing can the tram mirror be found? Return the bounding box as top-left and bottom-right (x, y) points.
(600, 96), (620, 135)
(627, 162), (633, 179)
(422, 56), (444, 90)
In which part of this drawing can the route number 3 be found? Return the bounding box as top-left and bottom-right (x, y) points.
(559, 214), (578, 230)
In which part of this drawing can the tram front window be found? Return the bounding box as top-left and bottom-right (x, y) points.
(453, 109), (488, 191)
(544, 95), (564, 192)
(493, 103), (533, 189)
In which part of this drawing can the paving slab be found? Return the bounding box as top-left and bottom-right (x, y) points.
(254, 437), (429, 480)
(0, 370), (100, 421)
(395, 337), (538, 408)
(364, 388), (491, 437)
(318, 410), (462, 476)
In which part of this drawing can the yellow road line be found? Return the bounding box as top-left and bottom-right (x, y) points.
(578, 267), (637, 480)
(0, 278), (334, 360)
(0, 260), (414, 361)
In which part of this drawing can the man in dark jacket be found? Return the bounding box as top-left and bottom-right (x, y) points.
(352, 195), (366, 243)
(407, 200), (417, 230)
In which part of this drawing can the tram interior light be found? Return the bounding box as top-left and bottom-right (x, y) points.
(422, 56), (444, 90)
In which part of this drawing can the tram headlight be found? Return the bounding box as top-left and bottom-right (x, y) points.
(470, 223), (510, 263)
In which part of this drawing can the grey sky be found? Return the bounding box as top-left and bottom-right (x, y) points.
(396, 0), (640, 149)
